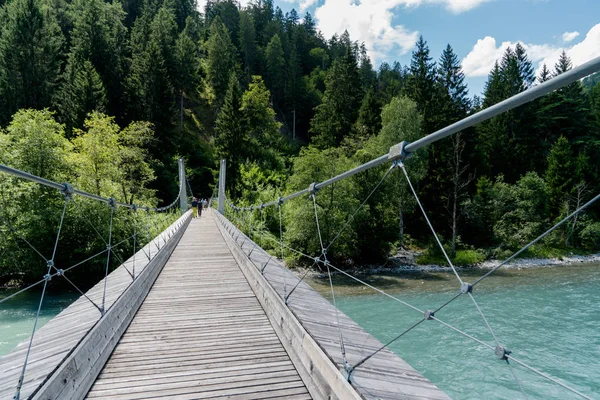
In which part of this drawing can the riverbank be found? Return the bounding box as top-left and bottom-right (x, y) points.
(296, 251), (600, 278)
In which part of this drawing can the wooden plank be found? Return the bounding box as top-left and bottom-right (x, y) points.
(0, 213), (192, 400)
(214, 210), (451, 400)
(86, 213), (311, 399)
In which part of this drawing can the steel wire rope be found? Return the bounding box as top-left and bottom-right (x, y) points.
(325, 165), (394, 252)
(399, 161), (527, 397)
(101, 205), (115, 314)
(71, 199), (134, 278)
(13, 195), (68, 400)
(311, 193), (350, 374)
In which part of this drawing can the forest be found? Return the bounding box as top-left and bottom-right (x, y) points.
(1, 0), (600, 286)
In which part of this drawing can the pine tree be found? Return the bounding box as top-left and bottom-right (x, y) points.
(310, 46), (362, 148)
(202, 16), (237, 108)
(407, 36), (438, 134)
(265, 33), (285, 109)
(238, 11), (257, 80)
(545, 136), (574, 213)
(215, 74), (246, 195)
(354, 87), (381, 138)
(0, 0), (64, 124)
(205, 0), (240, 46)
(552, 51), (589, 144)
(358, 43), (375, 90)
(55, 58), (107, 133)
(437, 44), (470, 119)
(538, 64), (551, 83)
(174, 17), (200, 135)
(67, 0), (127, 121)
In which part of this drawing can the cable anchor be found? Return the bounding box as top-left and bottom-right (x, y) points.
(495, 345), (511, 361)
(461, 282), (473, 294)
(424, 310), (435, 320)
(388, 141), (412, 166)
(61, 183), (74, 198)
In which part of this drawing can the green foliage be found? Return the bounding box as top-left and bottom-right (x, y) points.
(0, 0), (64, 123)
(284, 146), (359, 264)
(310, 48), (362, 148)
(492, 172), (550, 249)
(202, 16), (237, 108)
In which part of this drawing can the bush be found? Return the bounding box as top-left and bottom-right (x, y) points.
(580, 222), (600, 250)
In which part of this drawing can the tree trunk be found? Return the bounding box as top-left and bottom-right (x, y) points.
(179, 92), (184, 136)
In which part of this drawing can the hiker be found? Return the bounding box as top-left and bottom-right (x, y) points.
(198, 198), (203, 217)
(192, 197), (198, 218)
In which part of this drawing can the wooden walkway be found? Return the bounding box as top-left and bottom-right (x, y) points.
(86, 213), (311, 399)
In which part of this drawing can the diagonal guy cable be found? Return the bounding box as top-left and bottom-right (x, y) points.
(325, 165), (393, 252)
(398, 162), (463, 285)
(312, 192), (350, 374)
(473, 190), (600, 288)
(399, 161), (527, 396)
(13, 195), (68, 400)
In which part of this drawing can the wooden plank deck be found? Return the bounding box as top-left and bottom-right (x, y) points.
(86, 213), (312, 400)
(214, 210), (450, 400)
(0, 213), (189, 400)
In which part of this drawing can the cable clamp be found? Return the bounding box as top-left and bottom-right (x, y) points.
(61, 183), (74, 198)
(108, 198), (116, 208)
(308, 182), (319, 195)
(260, 203), (265, 211)
(106, 244), (111, 251)
(56, 269), (64, 276)
(495, 345), (511, 360)
(132, 204), (137, 212)
(424, 310), (435, 320)
(277, 197), (284, 206)
(44, 273), (52, 282)
(388, 141), (412, 163)
(461, 282), (473, 294)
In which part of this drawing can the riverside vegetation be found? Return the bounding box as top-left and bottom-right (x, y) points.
(1, 0), (599, 288)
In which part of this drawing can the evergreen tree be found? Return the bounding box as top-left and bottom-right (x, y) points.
(407, 36), (438, 134)
(238, 11), (257, 80)
(67, 0), (127, 121)
(538, 64), (551, 83)
(55, 58), (107, 133)
(437, 44), (470, 119)
(174, 17), (200, 135)
(202, 16), (237, 107)
(265, 33), (285, 109)
(552, 51), (589, 144)
(358, 43), (375, 90)
(354, 86), (381, 138)
(310, 46), (362, 148)
(0, 0), (64, 124)
(545, 136), (575, 213)
(205, 0), (240, 46)
(215, 74), (246, 195)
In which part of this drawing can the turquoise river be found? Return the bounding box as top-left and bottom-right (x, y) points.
(1, 262), (599, 399)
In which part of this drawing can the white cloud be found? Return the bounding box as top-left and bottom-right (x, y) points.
(562, 31), (580, 43)
(313, 0), (487, 65)
(314, 0), (419, 64)
(462, 23), (600, 78)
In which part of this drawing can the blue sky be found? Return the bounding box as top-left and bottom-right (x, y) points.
(271, 0), (600, 96)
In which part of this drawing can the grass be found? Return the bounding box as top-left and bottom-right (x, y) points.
(416, 249), (486, 266)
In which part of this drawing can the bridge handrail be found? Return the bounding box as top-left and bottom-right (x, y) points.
(0, 163), (181, 212)
(225, 54), (600, 211)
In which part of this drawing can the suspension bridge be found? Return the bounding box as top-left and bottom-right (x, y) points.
(0, 56), (599, 400)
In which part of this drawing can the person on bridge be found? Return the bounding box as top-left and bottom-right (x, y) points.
(191, 197), (198, 218)
(198, 198), (203, 217)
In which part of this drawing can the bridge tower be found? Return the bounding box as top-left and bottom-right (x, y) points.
(178, 158), (187, 214)
(218, 159), (226, 214)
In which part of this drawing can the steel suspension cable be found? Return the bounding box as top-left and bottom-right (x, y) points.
(312, 193), (349, 373)
(14, 195), (69, 400)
